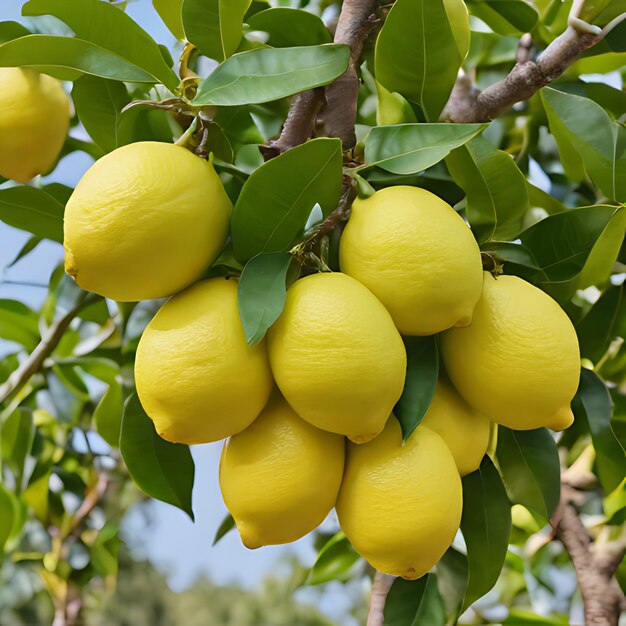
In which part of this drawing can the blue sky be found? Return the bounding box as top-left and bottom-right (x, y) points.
(0, 2), (356, 618)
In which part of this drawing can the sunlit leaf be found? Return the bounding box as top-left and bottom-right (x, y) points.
(247, 8), (331, 47)
(307, 532), (361, 585)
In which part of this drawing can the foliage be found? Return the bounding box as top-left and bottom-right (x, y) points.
(0, 0), (625, 624)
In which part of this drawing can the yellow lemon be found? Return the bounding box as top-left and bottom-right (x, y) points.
(420, 378), (491, 476)
(336, 418), (462, 579)
(220, 393), (345, 548)
(64, 141), (231, 301)
(135, 278), (272, 444)
(0, 68), (69, 182)
(440, 273), (580, 431)
(267, 272), (406, 443)
(339, 186), (483, 335)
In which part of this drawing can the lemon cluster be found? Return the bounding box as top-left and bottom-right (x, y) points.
(63, 142), (581, 579)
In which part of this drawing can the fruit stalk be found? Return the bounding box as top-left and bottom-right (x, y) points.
(366, 571), (396, 626)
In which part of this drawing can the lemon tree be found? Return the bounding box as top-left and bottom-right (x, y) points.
(0, 1), (625, 625)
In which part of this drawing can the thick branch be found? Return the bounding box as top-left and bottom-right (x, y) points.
(0, 294), (97, 404)
(444, 26), (600, 123)
(551, 484), (626, 626)
(367, 571), (396, 626)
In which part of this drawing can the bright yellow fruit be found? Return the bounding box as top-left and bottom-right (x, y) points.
(64, 141), (231, 301)
(336, 418), (462, 579)
(220, 393), (345, 548)
(135, 278), (272, 444)
(0, 68), (69, 182)
(420, 379), (491, 476)
(339, 186), (483, 335)
(267, 272), (406, 443)
(440, 273), (580, 431)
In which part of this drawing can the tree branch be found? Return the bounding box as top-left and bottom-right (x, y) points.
(551, 483), (626, 626)
(367, 571), (396, 626)
(443, 25), (601, 123)
(0, 293), (98, 405)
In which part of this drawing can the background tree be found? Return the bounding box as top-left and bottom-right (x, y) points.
(0, 0), (625, 625)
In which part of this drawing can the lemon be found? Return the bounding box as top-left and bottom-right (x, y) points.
(64, 141), (231, 301)
(339, 186), (483, 335)
(440, 273), (580, 431)
(0, 68), (69, 182)
(135, 278), (272, 444)
(420, 378), (491, 476)
(267, 272), (406, 443)
(220, 393), (345, 548)
(336, 418), (462, 579)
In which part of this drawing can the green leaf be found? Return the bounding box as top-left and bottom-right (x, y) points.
(212, 513), (236, 546)
(446, 136), (528, 243)
(496, 427), (560, 521)
(231, 138), (342, 263)
(460, 456), (511, 611)
(436, 548), (469, 620)
(307, 532), (361, 585)
(1, 409), (35, 486)
(375, 0), (466, 121)
(572, 368), (626, 493)
(0, 186), (64, 242)
(466, 0), (539, 35)
(0, 300), (40, 349)
(555, 81), (626, 121)
(94, 380), (124, 449)
(153, 0), (184, 40)
(503, 610), (569, 625)
(182, 0), (250, 62)
(528, 183), (568, 215)
(0, 484), (16, 556)
(576, 283), (626, 363)
(518, 205), (626, 300)
(363, 123), (485, 175)
(0, 21), (31, 44)
(193, 44), (349, 106)
(72, 76), (130, 153)
(542, 88), (626, 202)
(5, 236), (41, 270)
(238, 253), (292, 347)
(0, 35), (155, 83)
(23, 0), (179, 90)
(445, 0), (471, 61)
(394, 336), (438, 441)
(247, 8), (331, 47)
(384, 574), (446, 626)
(120, 393), (195, 519)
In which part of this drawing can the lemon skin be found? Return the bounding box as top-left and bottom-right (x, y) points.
(135, 278), (273, 445)
(0, 68), (69, 183)
(421, 378), (491, 476)
(339, 186), (483, 336)
(220, 393), (345, 549)
(63, 141), (232, 301)
(336, 418), (462, 579)
(440, 273), (580, 431)
(267, 272), (406, 443)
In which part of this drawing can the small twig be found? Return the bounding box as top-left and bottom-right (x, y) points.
(0, 293), (98, 404)
(367, 571), (396, 626)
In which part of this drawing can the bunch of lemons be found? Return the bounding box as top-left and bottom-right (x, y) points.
(6, 70), (580, 579)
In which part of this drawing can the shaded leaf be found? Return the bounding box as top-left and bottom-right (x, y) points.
(461, 456), (511, 610)
(0, 35), (155, 83)
(193, 44), (349, 106)
(0, 484), (16, 556)
(466, 0), (539, 34)
(1, 409), (35, 486)
(363, 123), (485, 175)
(72, 76), (130, 153)
(182, 0), (250, 62)
(231, 138), (342, 263)
(0, 21), (31, 44)
(375, 0), (466, 121)
(94, 380), (124, 449)
(307, 532), (361, 585)
(213, 513), (236, 546)
(23, 0), (179, 90)
(238, 253), (292, 347)
(394, 336), (438, 441)
(0, 300), (40, 349)
(247, 8), (331, 47)
(153, 0), (184, 40)
(436, 548), (468, 620)
(384, 574), (446, 626)
(0, 185), (64, 242)
(496, 427), (560, 521)
(572, 368), (626, 493)
(5, 236), (41, 270)
(446, 136), (528, 242)
(542, 88), (626, 202)
(120, 394), (195, 519)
